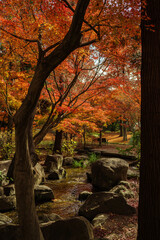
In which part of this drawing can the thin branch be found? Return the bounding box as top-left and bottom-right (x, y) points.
(59, 72), (80, 105)
(53, 70), (62, 97)
(0, 27), (38, 43)
(45, 81), (54, 105)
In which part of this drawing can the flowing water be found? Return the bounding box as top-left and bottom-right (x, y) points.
(37, 167), (92, 218)
(6, 166), (92, 222)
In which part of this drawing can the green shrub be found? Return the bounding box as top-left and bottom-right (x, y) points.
(72, 153), (99, 169)
(72, 160), (83, 168)
(62, 139), (77, 157)
(88, 152), (98, 163)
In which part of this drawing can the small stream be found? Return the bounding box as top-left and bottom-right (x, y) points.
(7, 166), (92, 222)
(37, 167), (92, 218)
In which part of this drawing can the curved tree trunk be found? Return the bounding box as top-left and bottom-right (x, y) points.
(14, 122), (44, 240)
(12, 1), (91, 239)
(7, 112), (38, 181)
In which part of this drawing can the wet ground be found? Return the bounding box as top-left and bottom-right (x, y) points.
(6, 166), (92, 222)
(37, 167), (92, 219)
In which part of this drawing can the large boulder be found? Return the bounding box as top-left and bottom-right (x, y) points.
(33, 162), (45, 186)
(45, 154), (63, 172)
(0, 217), (94, 240)
(45, 154), (66, 180)
(34, 185), (54, 203)
(0, 196), (16, 212)
(0, 213), (12, 225)
(41, 216), (94, 240)
(91, 158), (129, 190)
(79, 192), (136, 221)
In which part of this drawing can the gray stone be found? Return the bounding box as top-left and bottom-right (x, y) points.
(0, 196), (16, 212)
(47, 167), (66, 180)
(127, 168), (139, 179)
(63, 157), (74, 166)
(74, 155), (89, 161)
(45, 154), (63, 172)
(33, 162), (45, 186)
(91, 213), (109, 227)
(0, 169), (9, 186)
(0, 213), (12, 225)
(109, 184), (134, 199)
(3, 184), (15, 196)
(118, 180), (131, 188)
(91, 158), (129, 190)
(34, 185), (54, 203)
(38, 213), (62, 223)
(79, 192), (136, 221)
(0, 160), (12, 172)
(79, 191), (92, 201)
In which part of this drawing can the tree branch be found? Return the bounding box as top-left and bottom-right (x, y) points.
(61, 0), (99, 37)
(79, 39), (97, 48)
(0, 27), (38, 43)
(44, 41), (62, 54)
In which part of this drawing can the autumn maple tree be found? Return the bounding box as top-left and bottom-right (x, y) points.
(0, 0), (142, 239)
(0, 0), (103, 239)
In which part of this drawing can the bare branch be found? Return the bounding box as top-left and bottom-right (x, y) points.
(61, 0), (99, 37)
(0, 27), (38, 43)
(45, 81), (54, 105)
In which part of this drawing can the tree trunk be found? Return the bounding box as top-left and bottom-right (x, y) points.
(53, 130), (63, 154)
(14, 123), (44, 240)
(99, 130), (102, 146)
(28, 111), (39, 166)
(83, 126), (86, 149)
(7, 112), (38, 181)
(123, 124), (127, 141)
(137, 1), (160, 239)
(12, 1), (91, 238)
(119, 120), (123, 137)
